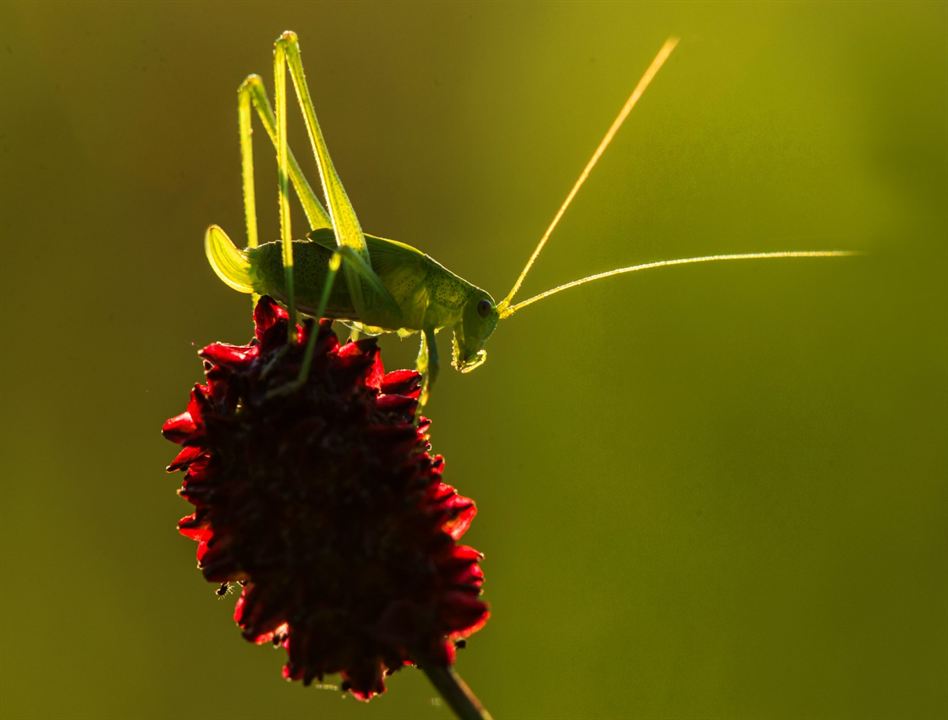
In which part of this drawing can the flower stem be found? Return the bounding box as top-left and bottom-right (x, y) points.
(421, 662), (493, 720)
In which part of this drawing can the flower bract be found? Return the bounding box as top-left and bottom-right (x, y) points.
(162, 297), (488, 699)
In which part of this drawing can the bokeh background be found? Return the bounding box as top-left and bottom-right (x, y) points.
(2, 1), (945, 718)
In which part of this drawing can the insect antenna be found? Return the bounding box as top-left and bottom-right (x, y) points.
(498, 250), (861, 318)
(498, 37), (680, 314)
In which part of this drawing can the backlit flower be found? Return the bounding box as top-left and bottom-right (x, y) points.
(162, 297), (488, 699)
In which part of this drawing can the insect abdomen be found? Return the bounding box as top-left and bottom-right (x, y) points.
(248, 241), (358, 319)
(208, 227), (473, 332)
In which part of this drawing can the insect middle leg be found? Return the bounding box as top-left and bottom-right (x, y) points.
(415, 328), (439, 405)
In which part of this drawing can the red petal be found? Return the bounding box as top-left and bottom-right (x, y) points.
(344, 662), (386, 701)
(336, 340), (379, 379)
(177, 514), (211, 542)
(166, 445), (204, 472)
(339, 337), (373, 356)
(380, 369), (421, 396)
(446, 502), (477, 539)
(195, 538), (210, 563)
(364, 349), (384, 389)
(441, 593), (490, 635)
(197, 536), (239, 581)
(424, 639), (455, 666)
(161, 412), (196, 443)
(375, 394), (418, 414)
(253, 296), (287, 339)
(451, 563), (485, 589)
(440, 545), (485, 589)
(178, 479), (211, 504)
(431, 484), (477, 539)
(448, 545), (484, 565)
(200, 342), (257, 368)
(234, 586), (287, 644)
(186, 384), (209, 421)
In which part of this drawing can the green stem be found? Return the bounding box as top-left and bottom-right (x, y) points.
(421, 662), (493, 720)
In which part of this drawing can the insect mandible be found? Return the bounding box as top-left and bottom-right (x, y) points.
(205, 32), (855, 397)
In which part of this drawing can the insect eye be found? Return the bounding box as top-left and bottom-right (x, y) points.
(476, 299), (492, 318)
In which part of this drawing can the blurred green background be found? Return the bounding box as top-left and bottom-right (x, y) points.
(1, 1), (945, 718)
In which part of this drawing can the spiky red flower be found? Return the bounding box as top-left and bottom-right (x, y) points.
(162, 297), (488, 700)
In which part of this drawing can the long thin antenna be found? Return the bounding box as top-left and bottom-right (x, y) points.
(499, 36), (680, 311)
(499, 250), (860, 318)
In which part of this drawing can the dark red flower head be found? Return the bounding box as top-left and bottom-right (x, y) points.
(162, 297), (488, 700)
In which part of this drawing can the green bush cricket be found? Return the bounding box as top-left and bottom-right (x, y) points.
(206, 32), (855, 398)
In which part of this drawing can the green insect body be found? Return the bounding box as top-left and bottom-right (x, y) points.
(206, 31), (854, 397)
(210, 228), (498, 375)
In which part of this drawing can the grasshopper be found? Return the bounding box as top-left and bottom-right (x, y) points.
(206, 32), (854, 396)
